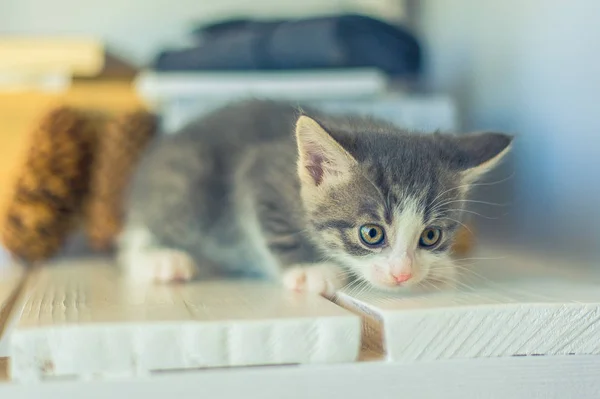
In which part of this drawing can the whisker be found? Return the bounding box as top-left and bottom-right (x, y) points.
(436, 208), (502, 220)
(442, 279), (493, 301)
(437, 216), (473, 234)
(452, 255), (508, 263)
(347, 280), (365, 297)
(431, 199), (510, 215)
(428, 173), (515, 210)
(428, 200), (504, 219)
(340, 278), (363, 293)
(344, 279), (370, 297)
(357, 280), (375, 298)
(450, 265), (498, 285)
(334, 272), (355, 283)
(432, 266), (522, 303)
(424, 279), (443, 293)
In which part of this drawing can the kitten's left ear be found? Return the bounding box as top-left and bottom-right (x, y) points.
(452, 132), (514, 184)
(295, 115), (357, 187)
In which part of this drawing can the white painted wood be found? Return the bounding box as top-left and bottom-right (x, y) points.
(9, 260), (361, 381)
(136, 69), (388, 104)
(335, 249), (600, 362)
(159, 93), (457, 137)
(0, 266), (24, 357)
(2, 355), (600, 399)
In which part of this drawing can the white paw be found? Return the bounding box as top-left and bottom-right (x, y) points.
(282, 264), (346, 297)
(123, 249), (198, 283)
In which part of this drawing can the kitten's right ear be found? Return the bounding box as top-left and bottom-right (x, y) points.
(453, 132), (514, 184)
(295, 115), (357, 187)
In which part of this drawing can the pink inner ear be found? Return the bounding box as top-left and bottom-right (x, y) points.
(306, 152), (325, 186)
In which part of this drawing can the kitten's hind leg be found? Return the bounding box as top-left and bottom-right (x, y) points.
(117, 225), (198, 283)
(282, 263), (348, 297)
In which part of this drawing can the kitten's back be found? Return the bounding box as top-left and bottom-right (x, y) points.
(120, 99), (307, 278)
(175, 99), (300, 152)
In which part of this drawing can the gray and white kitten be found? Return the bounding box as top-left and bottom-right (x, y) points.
(118, 99), (512, 295)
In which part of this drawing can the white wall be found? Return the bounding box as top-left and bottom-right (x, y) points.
(416, 0), (600, 261)
(0, 0), (406, 65)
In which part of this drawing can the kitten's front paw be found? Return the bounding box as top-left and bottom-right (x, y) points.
(283, 263), (346, 297)
(124, 249), (198, 283)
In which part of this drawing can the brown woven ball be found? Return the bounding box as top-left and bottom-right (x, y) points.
(85, 109), (158, 250)
(1, 106), (97, 263)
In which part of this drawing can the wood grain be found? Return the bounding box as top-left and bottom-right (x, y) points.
(0, 266), (24, 359)
(335, 249), (600, 362)
(9, 260), (361, 381)
(0, 358), (7, 381)
(0, 266), (24, 340)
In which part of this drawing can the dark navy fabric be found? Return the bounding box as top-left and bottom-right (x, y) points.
(153, 15), (422, 77)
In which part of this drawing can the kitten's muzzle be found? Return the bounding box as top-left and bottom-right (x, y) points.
(389, 251), (414, 284)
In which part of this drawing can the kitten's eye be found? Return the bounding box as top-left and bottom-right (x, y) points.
(359, 224), (385, 247)
(419, 227), (442, 248)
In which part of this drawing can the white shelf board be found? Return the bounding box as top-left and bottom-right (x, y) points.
(335, 248), (600, 362)
(159, 93), (458, 135)
(135, 69), (388, 103)
(8, 260), (361, 382)
(1, 355), (599, 399)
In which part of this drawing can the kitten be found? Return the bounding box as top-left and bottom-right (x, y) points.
(117, 99), (512, 295)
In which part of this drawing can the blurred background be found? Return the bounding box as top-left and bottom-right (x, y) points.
(0, 0), (598, 268)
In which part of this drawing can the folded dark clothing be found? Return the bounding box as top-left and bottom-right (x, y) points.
(153, 14), (422, 76)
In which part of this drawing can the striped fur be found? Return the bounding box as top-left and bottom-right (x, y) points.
(118, 99), (512, 294)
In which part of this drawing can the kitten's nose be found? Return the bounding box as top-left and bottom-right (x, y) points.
(393, 273), (412, 283)
(390, 252), (413, 284)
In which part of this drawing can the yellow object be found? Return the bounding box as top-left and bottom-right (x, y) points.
(0, 37), (104, 77)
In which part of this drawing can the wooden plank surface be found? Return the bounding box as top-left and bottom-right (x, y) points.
(0, 266), (24, 357)
(2, 355), (600, 399)
(0, 266), (24, 328)
(335, 249), (600, 362)
(9, 260), (361, 381)
(0, 358), (7, 381)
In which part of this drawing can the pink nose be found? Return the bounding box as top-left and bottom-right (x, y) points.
(393, 273), (412, 283)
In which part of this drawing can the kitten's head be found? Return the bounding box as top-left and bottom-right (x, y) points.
(295, 114), (512, 292)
